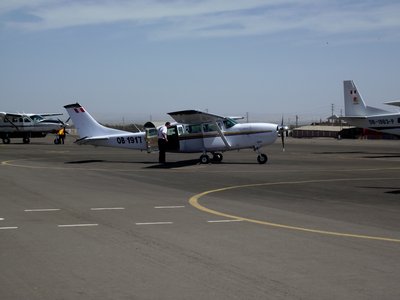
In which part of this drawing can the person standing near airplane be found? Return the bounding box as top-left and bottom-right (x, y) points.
(158, 122), (170, 163)
(57, 126), (67, 144)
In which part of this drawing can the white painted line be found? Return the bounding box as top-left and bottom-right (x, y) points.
(207, 219), (243, 223)
(154, 206), (185, 209)
(135, 222), (173, 226)
(0, 227), (18, 230)
(58, 224), (99, 228)
(0, 218), (4, 221)
(24, 209), (61, 212)
(90, 207), (125, 211)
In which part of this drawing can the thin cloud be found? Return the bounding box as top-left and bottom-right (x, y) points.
(1, 0), (400, 41)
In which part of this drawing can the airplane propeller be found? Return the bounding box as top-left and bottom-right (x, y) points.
(58, 117), (71, 126)
(277, 117), (289, 152)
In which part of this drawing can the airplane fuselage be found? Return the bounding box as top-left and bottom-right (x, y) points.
(345, 113), (400, 136)
(175, 122), (278, 153)
(83, 122), (278, 154)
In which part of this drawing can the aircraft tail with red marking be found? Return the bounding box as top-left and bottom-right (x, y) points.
(64, 103), (125, 138)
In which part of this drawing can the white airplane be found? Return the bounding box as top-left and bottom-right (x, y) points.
(64, 103), (287, 164)
(342, 80), (400, 136)
(0, 112), (67, 144)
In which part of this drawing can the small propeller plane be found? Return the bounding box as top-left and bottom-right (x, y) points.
(342, 80), (400, 136)
(0, 112), (67, 144)
(64, 103), (287, 164)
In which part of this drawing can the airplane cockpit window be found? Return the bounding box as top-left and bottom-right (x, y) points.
(203, 123), (218, 132)
(188, 124), (202, 134)
(23, 118), (31, 123)
(223, 118), (237, 129)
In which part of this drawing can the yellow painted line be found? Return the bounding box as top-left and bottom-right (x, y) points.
(189, 178), (400, 243)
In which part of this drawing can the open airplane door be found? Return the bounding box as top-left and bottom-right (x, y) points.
(143, 122), (159, 153)
(166, 124), (181, 152)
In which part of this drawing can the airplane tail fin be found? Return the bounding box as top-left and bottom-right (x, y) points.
(64, 103), (124, 138)
(343, 80), (390, 117)
(343, 80), (368, 116)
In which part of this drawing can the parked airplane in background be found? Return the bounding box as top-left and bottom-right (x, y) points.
(64, 103), (287, 164)
(342, 80), (400, 136)
(0, 112), (67, 144)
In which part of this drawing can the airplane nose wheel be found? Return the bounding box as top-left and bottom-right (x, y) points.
(257, 154), (268, 164)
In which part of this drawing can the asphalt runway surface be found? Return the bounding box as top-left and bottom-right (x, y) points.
(1, 136), (399, 299)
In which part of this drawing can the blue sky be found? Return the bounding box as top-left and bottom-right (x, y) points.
(1, 0), (400, 124)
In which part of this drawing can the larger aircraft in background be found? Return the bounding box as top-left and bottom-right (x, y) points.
(64, 103), (287, 164)
(342, 80), (400, 136)
(0, 112), (67, 144)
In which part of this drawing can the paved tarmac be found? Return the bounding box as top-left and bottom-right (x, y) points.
(1, 136), (399, 299)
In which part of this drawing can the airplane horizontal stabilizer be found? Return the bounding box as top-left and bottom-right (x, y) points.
(384, 101), (400, 107)
(75, 136), (110, 145)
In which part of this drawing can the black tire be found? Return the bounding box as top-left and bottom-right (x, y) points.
(212, 153), (223, 163)
(257, 154), (268, 164)
(3, 138), (10, 144)
(200, 154), (210, 164)
(23, 137), (30, 144)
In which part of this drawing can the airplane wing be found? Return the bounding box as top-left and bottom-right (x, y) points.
(168, 110), (224, 124)
(32, 113), (64, 117)
(0, 112), (63, 118)
(1, 112), (23, 118)
(340, 116), (367, 120)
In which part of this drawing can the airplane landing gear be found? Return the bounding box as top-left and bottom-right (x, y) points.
(257, 154), (268, 164)
(23, 137), (30, 144)
(200, 154), (210, 164)
(2, 138), (10, 144)
(199, 152), (224, 164)
(212, 153), (223, 163)
(254, 146), (268, 164)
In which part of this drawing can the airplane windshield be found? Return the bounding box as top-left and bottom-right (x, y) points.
(223, 118), (237, 129)
(30, 115), (44, 122)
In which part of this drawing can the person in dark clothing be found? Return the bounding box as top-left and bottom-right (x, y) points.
(158, 122), (170, 163)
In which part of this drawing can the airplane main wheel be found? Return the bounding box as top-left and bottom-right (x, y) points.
(212, 153), (223, 163)
(200, 154), (210, 164)
(257, 154), (268, 164)
(3, 138), (10, 144)
(23, 137), (30, 144)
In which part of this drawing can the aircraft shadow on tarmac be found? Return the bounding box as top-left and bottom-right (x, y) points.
(64, 159), (201, 169)
(145, 159), (201, 169)
(65, 158), (259, 169)
(361, 186), (400, 195)
(362, 154), (400, 159)
(65, 160), (105, 164)
(315, 151), (400, 159)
